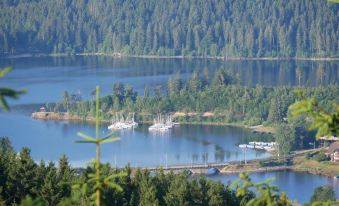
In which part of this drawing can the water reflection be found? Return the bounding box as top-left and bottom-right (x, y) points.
(0, 56), (337, 104)
(209, 171), (339, 204)
(0, 112), (272, 167)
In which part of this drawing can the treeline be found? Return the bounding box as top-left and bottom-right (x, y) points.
(48, 68), (339, 126)
(0, 137), (271, 206)
(1, 137), (335, 206)
(0, 0), (338, 57)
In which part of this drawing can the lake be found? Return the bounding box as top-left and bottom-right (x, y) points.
(209, 170), (339, 204)
(0, 111), (271, 167)
(0, 56), (338, 104)
(0, 112), (337, 205)
(0, 56), (338, 204)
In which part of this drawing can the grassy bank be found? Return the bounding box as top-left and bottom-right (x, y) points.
(220, 161), (292, 174)
(293, 153), (339, 177)
(220, 149), (339, 177)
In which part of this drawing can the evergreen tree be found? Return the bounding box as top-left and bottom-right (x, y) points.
(274, 124), (296, 160)
(310, 186), (336, 203)
(164, 175), (191, 206)
(211, 68), (236, 88)
(40, 162), (63, 205)
(57, 155), (73, 198)
(0, 137), (14, 203)
(0, 1), (338, 57)
(138, 178), (159, 206)
(6, 148), (37, 204)
(267, 97), (284, 124)
(188, 71), (202, 93)
(63, 91), (70, 112)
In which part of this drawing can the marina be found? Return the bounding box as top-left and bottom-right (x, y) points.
(1, 0), (339, 203)
(1, 56), (338, 204)
(108, 112), (138, 130)
(239, 141), (277, 151)
(148, 114), (177, 132)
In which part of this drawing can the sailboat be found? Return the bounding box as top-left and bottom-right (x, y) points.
(149, 114), (175, 132)
(108, 112), (138, 130)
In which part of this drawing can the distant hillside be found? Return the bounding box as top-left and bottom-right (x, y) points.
(0, 0), (338, 57)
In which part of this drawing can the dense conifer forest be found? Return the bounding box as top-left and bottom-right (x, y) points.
(49, 68), (339, 127)
(1, 137), (334, 206)
(0, 0), (338, 57)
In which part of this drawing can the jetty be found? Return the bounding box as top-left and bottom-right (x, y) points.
(138, 162), (229, 175)
(134, 157), (293, 175)
(239, 141), (277, 151)
(144, 162), (229, 171)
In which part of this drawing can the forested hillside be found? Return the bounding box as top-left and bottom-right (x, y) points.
(48, 68), (339, 126)
(0, 0), (338, 57)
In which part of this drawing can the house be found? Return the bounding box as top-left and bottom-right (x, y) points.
(326, 141), (339, 162)
(39, 107), (46, 112)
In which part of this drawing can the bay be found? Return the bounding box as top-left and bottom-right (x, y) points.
(0, 56), (338, 104)
(209, 170), (339, 204)
(0, 56), (338, 204)
(0, 111), (270, 167)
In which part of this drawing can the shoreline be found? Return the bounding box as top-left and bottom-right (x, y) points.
(221, 149), (339, 178)
(31, 112), (338, 177)
(2, 52), (339, 61)
(31, 111), (337, 177)
(31, 111), (275, 134)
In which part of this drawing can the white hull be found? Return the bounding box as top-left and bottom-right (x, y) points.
(239, 141), (277, 151)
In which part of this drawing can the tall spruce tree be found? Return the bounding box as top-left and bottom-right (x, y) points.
(6, 148), (37, 204)
(40, 162), (63, 205)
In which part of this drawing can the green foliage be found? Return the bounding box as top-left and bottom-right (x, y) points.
(6, 148), (38, 204)
(0, 1), (338, 57)
(289, 91), (339, 138)
(75, 86), (126, 206)
(211, 68), (237, 88)
(138, 176), (159, 206)
(40, 162), (63, 205)
(164, 174), (191, 206)
(312, 151), (330, 162)
(2, 138), (330, 206)
(58, 155), (73, 198)
(231, 173), (291, 206)
(305, 151), (330, 162)
(0, 67), (26, 111)
(274, 123), (296, 159)
(19, 196), (45, 206)
(310, 186), (336, 204)
(287, 116), (314, 150)
(51, 69), (339, 132)
(258, 160), (289, 167)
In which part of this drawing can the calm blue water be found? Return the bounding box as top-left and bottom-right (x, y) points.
(209, 171), (339, 204)
(0, 111), (270, 167)
(0, 56), (338, 204)
(0, 56), (338, 104)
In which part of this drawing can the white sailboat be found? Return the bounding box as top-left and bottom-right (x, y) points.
(239, 141), (277, 151)
(149, 114), (175, 132)
(108, 112), (138, 130)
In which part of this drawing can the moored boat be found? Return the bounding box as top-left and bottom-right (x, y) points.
(206, 167), (219, 175)
(239, 141), (277, 151)
(108, 112), (138, 130)
(149, 114), (177, 132)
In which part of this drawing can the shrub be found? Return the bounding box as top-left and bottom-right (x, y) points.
(312, 152), (329, 162)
